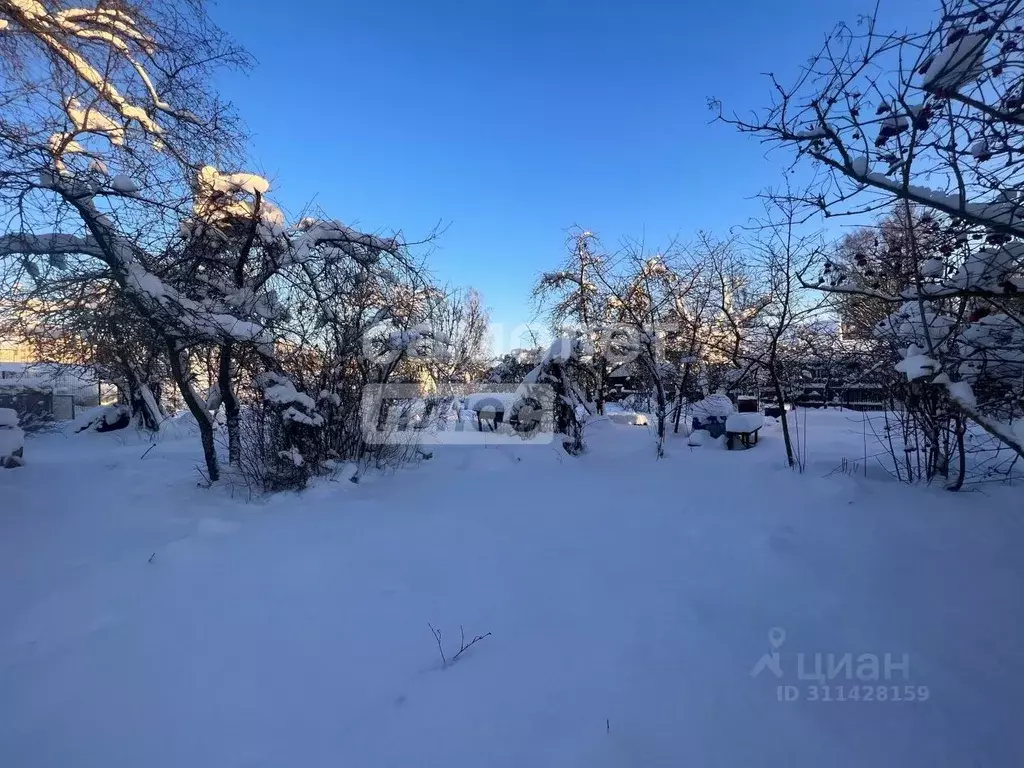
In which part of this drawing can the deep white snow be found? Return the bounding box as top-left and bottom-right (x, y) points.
(1, 409), (1022, 766)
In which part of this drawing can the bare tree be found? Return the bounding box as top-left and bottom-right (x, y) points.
(660, 240), (721, 433)
(0, 2), (432, 489)
(716, 0), (1024, 460)
(743, 199), (829, 468)
(422, 287), (490, 388)
(0, 0), (250, 477)
(598, 241), (685, 457)
(533, 228), (617, 413)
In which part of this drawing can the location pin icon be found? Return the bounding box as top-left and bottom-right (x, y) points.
(768, 627), (786, 649)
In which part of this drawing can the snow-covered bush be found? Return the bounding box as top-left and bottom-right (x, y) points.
(0, 408), (25, 468)
(519, 337), (590, 455)
(74, 405), (131, 434)
(232, 373), (324, 492)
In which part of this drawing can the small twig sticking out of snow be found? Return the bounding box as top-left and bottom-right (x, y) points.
(451, 625), (492, 664)
(194, 464), (211, 487)
(140, 444), (156, 460)
(148, 552), (155, 563)
(428, 623), (492, 668)
(428, 623), (446, 667)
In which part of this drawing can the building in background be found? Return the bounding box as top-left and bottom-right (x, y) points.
(0, 340), (116, 420)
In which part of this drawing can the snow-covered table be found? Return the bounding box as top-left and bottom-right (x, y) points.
(724, 412), (764, 450)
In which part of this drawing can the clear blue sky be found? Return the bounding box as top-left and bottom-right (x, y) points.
(211, 0), (924, 350)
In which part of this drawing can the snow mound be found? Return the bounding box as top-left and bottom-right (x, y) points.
(0, 410), (24, 467)
(691, 393), (735, 422)
(0, 408), (18, 428)
(73, 405), (130, 433)
(608, 412), (649, 426)
(159, 410), (202, 439)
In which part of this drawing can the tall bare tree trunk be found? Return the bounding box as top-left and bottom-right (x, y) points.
(218, 342), (241, 465)
(673, 363), (692, 433)
(168, 342), (219, 482)
(123, 365), (164, 431)
(772, 370), (796, 468)
(650, 364), (668, 458)
(948, 415), (967, 492)
(655, 389), (667, 458)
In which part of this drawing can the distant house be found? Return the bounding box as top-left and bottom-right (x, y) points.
(0, 362), (107, 419)
(606, 362), (639, 400)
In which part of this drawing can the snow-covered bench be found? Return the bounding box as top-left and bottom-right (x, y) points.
(724, 412), (764, 450)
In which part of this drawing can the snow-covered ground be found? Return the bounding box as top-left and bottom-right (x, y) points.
(1, 410), (1022, 766)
